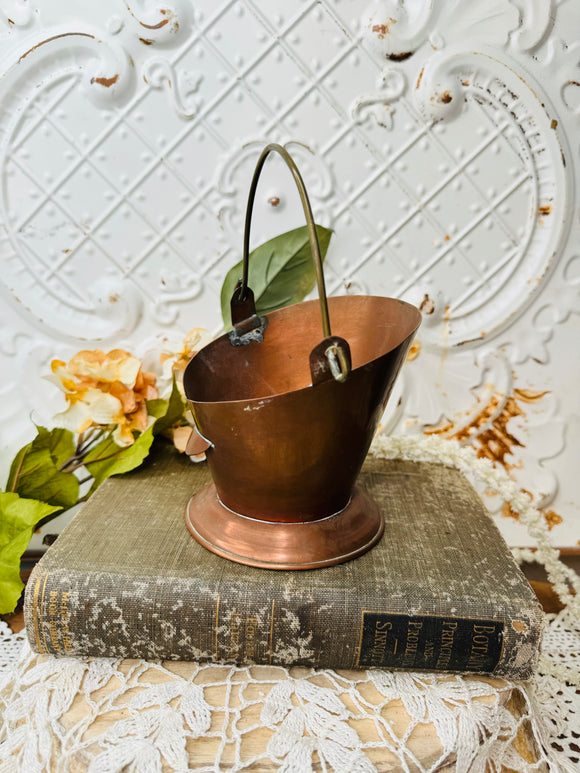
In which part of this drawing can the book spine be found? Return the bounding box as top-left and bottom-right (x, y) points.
(24, 566), (532, 677)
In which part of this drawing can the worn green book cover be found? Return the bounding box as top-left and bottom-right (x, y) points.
(24, 443), (544, 678)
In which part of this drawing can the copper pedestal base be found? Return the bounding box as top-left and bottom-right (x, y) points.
(185, 483), (384, 570)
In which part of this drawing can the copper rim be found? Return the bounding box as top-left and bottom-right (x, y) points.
(185, 482), (385, 570)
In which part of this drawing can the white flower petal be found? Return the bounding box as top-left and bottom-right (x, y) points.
(112, 424), (134, 447)
(72, 352), (141, 388)
(53, 402), (91, 433)
(183, 327), (212, 353)
(112, 356), (141, 387)
(84, 390), (123, 425)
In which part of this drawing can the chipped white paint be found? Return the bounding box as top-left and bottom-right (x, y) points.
(0, 0), (578, 548)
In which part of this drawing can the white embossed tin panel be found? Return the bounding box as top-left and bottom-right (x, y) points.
(0, 0), (578, 549)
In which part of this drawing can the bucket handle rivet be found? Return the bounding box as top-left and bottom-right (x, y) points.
(230, 143), (352, 385)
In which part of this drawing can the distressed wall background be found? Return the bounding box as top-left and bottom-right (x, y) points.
(0, 0), (578, 549)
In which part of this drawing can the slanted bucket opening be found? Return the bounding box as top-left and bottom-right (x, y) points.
(184, 295), (421, 405)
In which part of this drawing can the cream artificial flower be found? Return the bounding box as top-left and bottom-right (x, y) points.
(156, 327), (212, 456)
(158, 327), (213, 393)
(48, 349), (158, 446)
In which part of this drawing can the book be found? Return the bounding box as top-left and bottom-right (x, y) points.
(24, 443), (544, 678)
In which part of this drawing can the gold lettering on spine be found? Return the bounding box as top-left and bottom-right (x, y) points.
(467, 624), (496, 670)
(229, 612), (241, 658)
(48, 590), (61, 652)
(401, 620), (423, 668)
(245, 617), (258, 660)
(435, 621), (457, 670)
(369, 620), (392, 666)
(60, 591), (72, 652)
(38, 573), (50, 652)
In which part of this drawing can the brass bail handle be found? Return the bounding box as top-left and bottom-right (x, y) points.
(232, 143), (351, 384)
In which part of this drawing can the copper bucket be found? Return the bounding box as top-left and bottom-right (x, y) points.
(183, 144), (421, 569)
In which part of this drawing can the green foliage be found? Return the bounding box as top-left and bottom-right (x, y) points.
(220, 224), (332, 329)
(6, 427), (79, 509)
(83, 427), (155, 495)
(0, 225), (326, 615)
(148, 377), (186, 435)
(0, 492), (60, 613)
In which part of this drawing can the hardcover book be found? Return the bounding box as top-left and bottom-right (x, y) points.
(24, 444), (544, 678)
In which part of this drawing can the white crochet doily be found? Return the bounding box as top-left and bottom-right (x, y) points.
(0, 435), (579, 772)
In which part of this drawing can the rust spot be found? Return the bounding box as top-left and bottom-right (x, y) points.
(462, 79), (470, 86)
(513, 388), (550, 403)
(268, 196), (280, 207)
(456, 395), (523, 467)
(438, 91), (452, 104)
(126, 4), (172, 29)
(457, 336), (483, 346)
(419, 294), (435, 315)
(406, 340), (421, 362)
(551, 119), (558, 130)
(428, 394), (524, 470)
(538, 204), (552, 216)
(109, 293), (119, 303)
(140, 16), (169, 29)
(19, 32), (95, 62)
(507, 505), (564, 531)
(371, 18), (396, 39)
(444, 234), (450, 242)
(502, 501), (520, 521)
(386, 51), (414, 62)
(416, 68), (424, 90)
(428, 388), (551, 472)
(129, 55), (135, 67)
(91, 74), (119, 87)
(140, 37), (154, 45)
(512, 620), (527, 633)
(62, 248), (71, 255)
(543, 510), (563, 530)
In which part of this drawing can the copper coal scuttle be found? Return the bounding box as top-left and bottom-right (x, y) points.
(183, 144), (421, 570)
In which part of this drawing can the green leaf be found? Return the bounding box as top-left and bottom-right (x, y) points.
(220, 224), (333, 329)
(146, 398), (169, 420)
(83, 426), (155, 494)
(6, 427), (79, 509)
(150, 377), (186, 435)
(0, 492), (60, 614)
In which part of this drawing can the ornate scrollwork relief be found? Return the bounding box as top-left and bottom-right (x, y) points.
(215, 140), (335, 250)
(359, 1), (578, 542)
(141, 58), (203, 119)
(412, 46), (571, 350)
(0, 0), (577, 543)
(351, 68), (406, 130)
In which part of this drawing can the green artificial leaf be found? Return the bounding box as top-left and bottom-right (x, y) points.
(83, 426), (155, 494)
(220, 224), (333, 329)
(149, 377), (186, 435)
(0, 492), (60, 614)
(6, 427), (79, 509)
(146, 398), (169, 420)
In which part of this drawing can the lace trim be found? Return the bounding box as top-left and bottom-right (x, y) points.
(0, 435), (578, 772)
